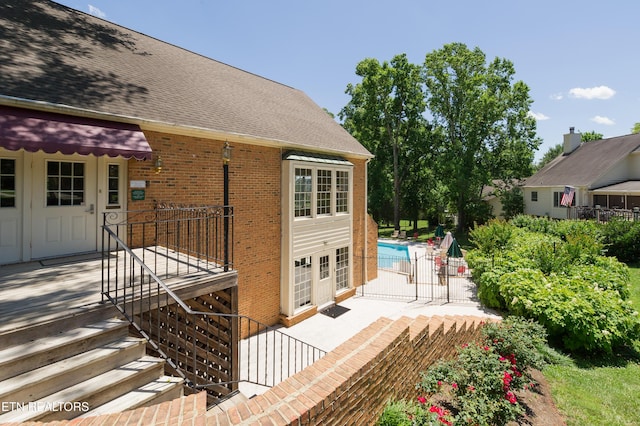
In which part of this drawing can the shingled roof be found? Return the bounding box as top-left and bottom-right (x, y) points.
(526, 133), (640, 188)
(0, 0), (371, 158)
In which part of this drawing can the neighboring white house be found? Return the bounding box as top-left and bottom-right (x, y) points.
(524, 128), (640, 219)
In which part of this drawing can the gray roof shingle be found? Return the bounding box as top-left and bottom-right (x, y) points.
(0, 0), (371, 157)
(526, 133), (640, 187)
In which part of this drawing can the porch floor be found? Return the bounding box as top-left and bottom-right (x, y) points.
(0, 248), (231, 335)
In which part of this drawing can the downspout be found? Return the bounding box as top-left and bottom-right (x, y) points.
(364, 157), (371, 285)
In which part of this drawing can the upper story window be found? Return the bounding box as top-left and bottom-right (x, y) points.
(316, 169), (332, 216)
(336, 171), (349, 213)
(46, 161), (84, 206)
(286, 152), (352, 220)
(294, 168), (312, 218)
(294, 166), (350, 219)
(0, 158), (16, 208)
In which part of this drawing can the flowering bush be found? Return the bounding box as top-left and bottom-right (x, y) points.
(378, 317), (551, 426)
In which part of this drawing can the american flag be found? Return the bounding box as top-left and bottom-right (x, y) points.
(560, 186), (575, 206)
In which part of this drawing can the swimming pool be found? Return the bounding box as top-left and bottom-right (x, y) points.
(378, 241), (410, 268)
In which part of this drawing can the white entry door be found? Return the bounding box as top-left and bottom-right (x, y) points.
(31, 152), (98, 259)
(0, 153), (22, 264)
(316, 251), (334, 308)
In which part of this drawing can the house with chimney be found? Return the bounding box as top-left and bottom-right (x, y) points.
(524, 127), (640, 219)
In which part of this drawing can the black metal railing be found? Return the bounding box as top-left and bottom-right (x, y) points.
(357, 249), (475, 304)
(101, 206), (325, 401)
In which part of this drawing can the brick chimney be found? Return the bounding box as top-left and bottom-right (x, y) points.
(563, 127), (581, 154)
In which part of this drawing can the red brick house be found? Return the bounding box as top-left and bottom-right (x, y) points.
(0, 0), (376, 327)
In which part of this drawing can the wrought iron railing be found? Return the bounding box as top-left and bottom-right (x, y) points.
(356, 249), (475, 304)
(101, 206), (325, 402)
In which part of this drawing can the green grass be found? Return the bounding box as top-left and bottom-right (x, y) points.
(544, 263), (640, 426)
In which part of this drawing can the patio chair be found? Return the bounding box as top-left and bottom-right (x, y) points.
(399, 230), (407, 239)
(391, 230), (399, 238)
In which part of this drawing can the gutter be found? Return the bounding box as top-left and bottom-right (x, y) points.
(0, 95), (374, 160)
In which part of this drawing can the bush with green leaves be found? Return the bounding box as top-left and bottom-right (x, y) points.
(601, 218), (640, 264)
(377, 399), (450, 426)
(413, 317), (553, 426)
(499, 269), (640, 353)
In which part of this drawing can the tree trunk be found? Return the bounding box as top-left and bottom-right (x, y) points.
(393, 140), (400, 230)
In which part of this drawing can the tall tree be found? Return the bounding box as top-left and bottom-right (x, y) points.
(632, 122), (640, 134)
(423, 43), (539, 233)
(340, 54), (428, 230)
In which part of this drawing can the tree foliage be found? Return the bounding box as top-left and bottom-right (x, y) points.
(423, 43), (540, 232)
(536, 143), (562, 170)
(581, 130), (603, 142)
(341, 44), (540, 231)
(340, 54), (430, 229)
(632, 122), (640, 134)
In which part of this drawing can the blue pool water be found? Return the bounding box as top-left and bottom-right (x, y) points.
(378, 242), (410, 268)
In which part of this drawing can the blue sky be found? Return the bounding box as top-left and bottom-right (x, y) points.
(55, 0), (640, 161)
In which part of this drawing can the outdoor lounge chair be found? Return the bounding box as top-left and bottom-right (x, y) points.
(399, 230), (407, 239)
(391, 230), (399, 238)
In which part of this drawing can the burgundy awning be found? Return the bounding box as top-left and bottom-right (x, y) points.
(0, 106), (152, 160)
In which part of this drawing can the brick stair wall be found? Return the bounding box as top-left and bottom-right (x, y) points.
(207, 314), (494, 425)
(2, 315), (493, 426)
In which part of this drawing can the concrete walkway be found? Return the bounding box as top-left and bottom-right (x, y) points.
(278, 296), (501, 353)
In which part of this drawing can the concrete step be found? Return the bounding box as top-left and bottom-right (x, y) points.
(79, 376), (185, 418)
(0, 335), (146, 404)
(0, 355), (166, 424)
(0, 317), (129, 381)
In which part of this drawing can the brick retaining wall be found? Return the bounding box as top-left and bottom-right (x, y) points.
(10, 315), (490, 425)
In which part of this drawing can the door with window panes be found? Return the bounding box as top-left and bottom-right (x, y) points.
(317, 251), (334, 308)
(31, 152), (98, 258)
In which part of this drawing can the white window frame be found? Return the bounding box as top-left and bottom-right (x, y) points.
(293, 165), (350, 220)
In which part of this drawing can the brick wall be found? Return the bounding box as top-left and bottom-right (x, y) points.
(128, 132), (281, 326)
(208, 315), (492, 425)
(127, 132), (372, 327)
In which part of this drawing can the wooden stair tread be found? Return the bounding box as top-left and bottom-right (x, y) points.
(0, 336), (145, 402)
(0, 318), (128, 380)
(0, 355), (165, 424)
(79, 376), (184, 418)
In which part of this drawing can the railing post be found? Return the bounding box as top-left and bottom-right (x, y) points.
(414, 252), (418, 301)
(224, 161), (230, 272)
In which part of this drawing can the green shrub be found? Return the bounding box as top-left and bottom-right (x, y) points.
(377, 400), (446, 426)
(601, 218), (640, 263)
(499, 270), (640, 353)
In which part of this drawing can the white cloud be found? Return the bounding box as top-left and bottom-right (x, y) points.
(590, 115), (615, 125)
(569, 86), (616, 100)
(528, 111), (549, 121)
(88, 5), (106, 19)
(550, 93), (563, 101)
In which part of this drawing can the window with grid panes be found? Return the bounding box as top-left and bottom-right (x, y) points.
(316, 169), (331, 215)
(0, 159), (16, 208)
(46, 161), (84, 206)
(107, 164), (120, 206)
(294, 256), (312, 308)
(336, 247), (349, 291)
(294, 168), (312, 217)
(336, 170), (348, 213)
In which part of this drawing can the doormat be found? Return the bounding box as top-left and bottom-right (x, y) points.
(320, 304), (350, 319)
